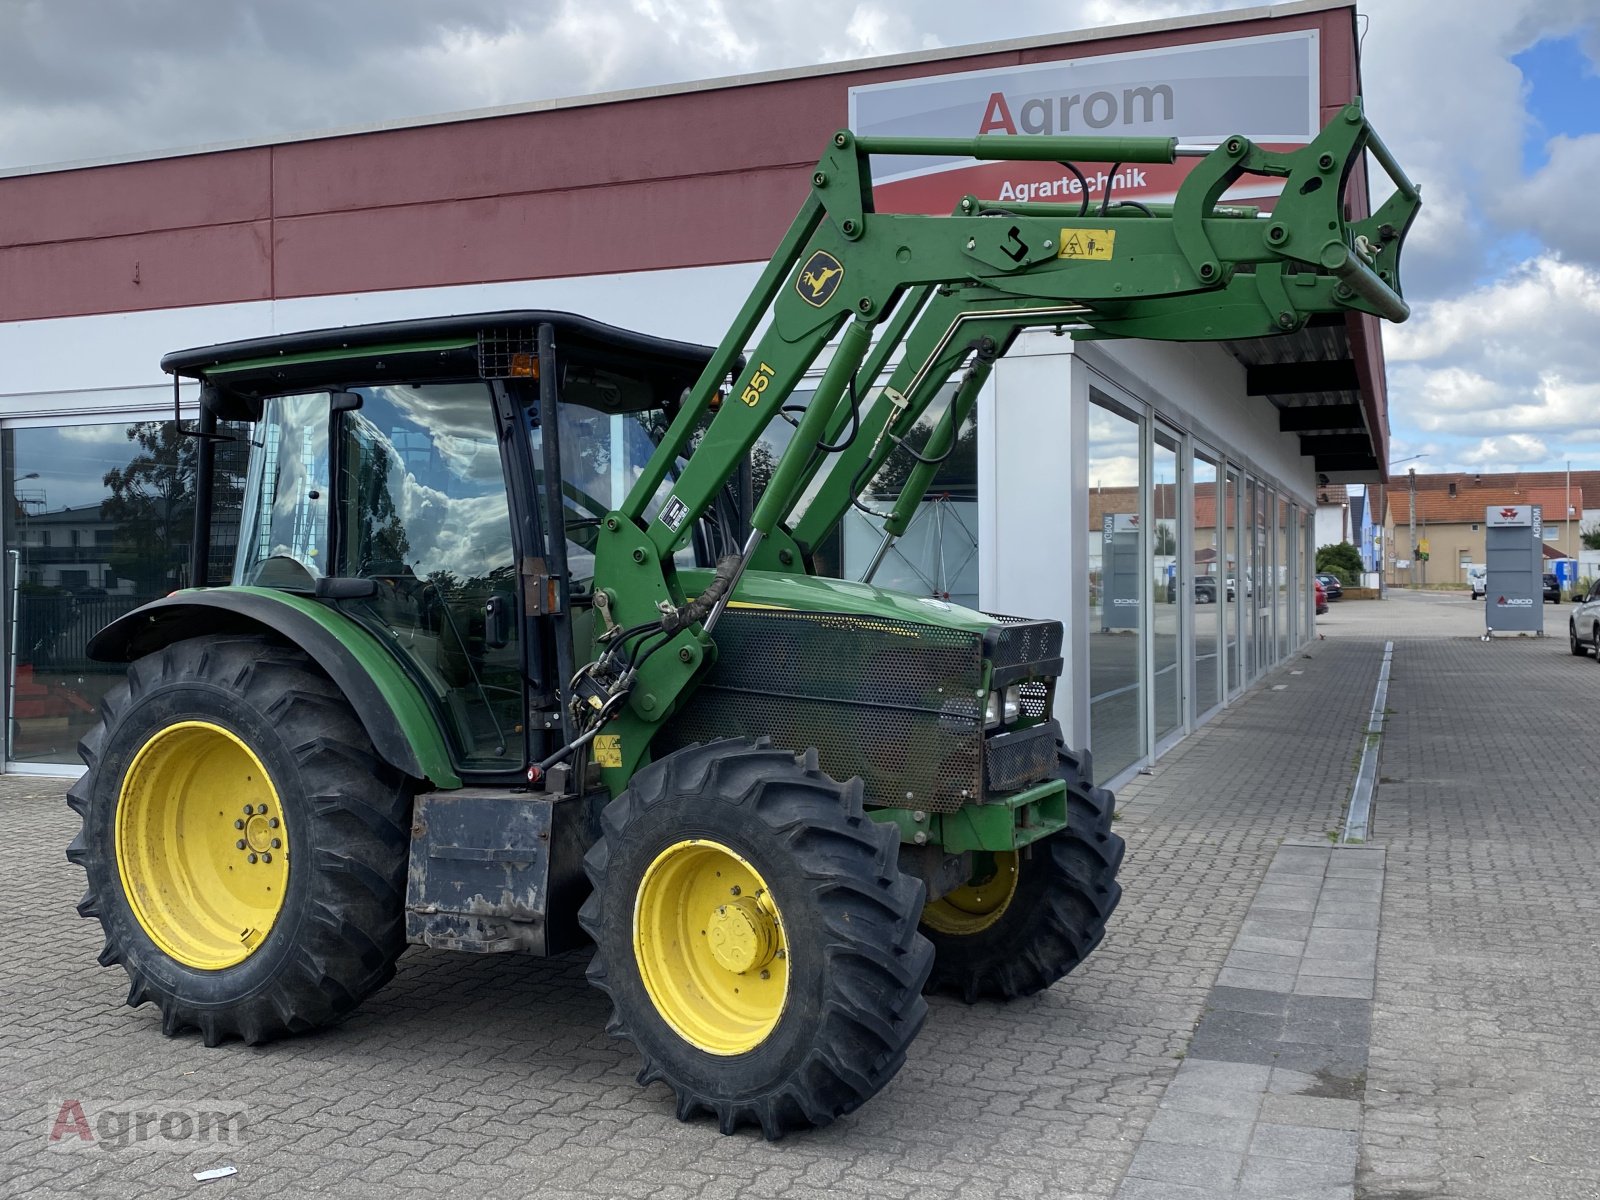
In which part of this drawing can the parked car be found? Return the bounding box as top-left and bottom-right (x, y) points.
(1314, 573), (1343, 601)
(1571, 580), (1600, 658)
(1467, 564), (1486, 599)
(1165, 575), (1221, 604)
(1544, 573), (1561, 604)
(1315, 578), (1328, 615)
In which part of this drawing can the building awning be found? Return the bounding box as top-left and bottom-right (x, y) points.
(1224, 308), (1389, 486)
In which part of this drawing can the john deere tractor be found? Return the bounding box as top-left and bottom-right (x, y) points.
(68, 100), (1416, 1137)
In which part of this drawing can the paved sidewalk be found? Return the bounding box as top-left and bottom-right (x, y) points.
(6, 592), (1592, 1199)
(0, 638), (1374, 1199)
(1361, 632), (1600, 1200)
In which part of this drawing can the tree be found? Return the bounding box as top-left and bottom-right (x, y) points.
(1581, 523), (1600, 552)
(100, 422), (246, 594)
(1315, 541), (1363, 584)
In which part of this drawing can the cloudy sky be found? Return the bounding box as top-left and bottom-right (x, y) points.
(3, 0), (1598, 476)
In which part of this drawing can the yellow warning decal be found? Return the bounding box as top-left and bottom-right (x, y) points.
(593, 734), (623, 768)
(1058, 229), (1116, 261)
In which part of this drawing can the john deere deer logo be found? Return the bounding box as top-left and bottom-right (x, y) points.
(796, 250), (844, 308)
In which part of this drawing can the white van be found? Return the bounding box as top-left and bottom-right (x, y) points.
(1467, 564), (1487, 599)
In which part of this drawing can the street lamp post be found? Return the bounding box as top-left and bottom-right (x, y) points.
(1384, 454), (1428, 595)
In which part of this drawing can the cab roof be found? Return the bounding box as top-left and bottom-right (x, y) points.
(161, 310), (718, 405)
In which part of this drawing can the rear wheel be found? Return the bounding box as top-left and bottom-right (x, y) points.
(580, 739), (933, 1139)
(921, 747), (1124, 1002)
(67, 635), (414, 1045)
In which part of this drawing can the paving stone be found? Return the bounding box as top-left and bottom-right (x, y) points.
(1215, 967), (1296, 994)
(1232, 934), (1306, 957)
(1208, 987), (1290, 1018)
(1116, 1178), (1232, 1200)
(1142, 1107), (1254, 1153)
(1295, 957), (1374, 981)
(1249, 1123), (1358, 1167)
(1125, 1142), (1244, 1189)
(1223, 949), (1303, 974)
(1258, 1094), (1361, 1131)
(1270, 1042), (1366, 1079)
(1291, 975), (1373, 1000)
(1236, 1154), (1354, 1196)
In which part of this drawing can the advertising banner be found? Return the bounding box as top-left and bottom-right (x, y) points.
(848, 30), (1320, 215)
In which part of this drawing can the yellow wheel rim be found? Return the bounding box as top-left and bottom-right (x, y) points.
(921, 851), (1019, 936)
(115, 721), (289, 971)
(633, 839), (789, 1056)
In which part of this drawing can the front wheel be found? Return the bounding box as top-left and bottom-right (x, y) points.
(580, 739), (933, 1139)
(67, 635), (414, 1046)
(921, 747), (1124, 1002)
(1572, 622), (1587, 657)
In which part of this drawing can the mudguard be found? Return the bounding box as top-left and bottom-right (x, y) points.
(86, 586), (462, 788)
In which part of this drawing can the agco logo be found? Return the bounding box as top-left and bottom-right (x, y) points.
(1500, 507), (1519, 519)
(1496, 595), (1533, 607)
(796, 250), (844, 308)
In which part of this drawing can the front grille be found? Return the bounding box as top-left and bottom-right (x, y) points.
(984, 613), (1063, 673)
(659, 607), (986, 812)
(1017, 680), (1051, 719)
(985, 720), (1062, 793)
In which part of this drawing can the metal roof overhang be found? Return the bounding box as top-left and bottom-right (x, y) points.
(1226, 307), (1389, 486)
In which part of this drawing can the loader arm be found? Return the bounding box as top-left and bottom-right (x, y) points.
(576, 97), (1417, 786)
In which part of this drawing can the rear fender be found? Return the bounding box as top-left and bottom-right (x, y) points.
(86, 586), (462, 788)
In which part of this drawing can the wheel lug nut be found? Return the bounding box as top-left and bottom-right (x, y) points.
(247, 853), (258, 864)
(236, 840), (247, 850)
(234, 820), (245, 830)
(243, 805), (254, 816)
(730, 885), (741, 896)
(271, 839), (281, 849)
(262, 852), (272, 863)
(268, 818), (279, 829)
(760, 969), (770, 980)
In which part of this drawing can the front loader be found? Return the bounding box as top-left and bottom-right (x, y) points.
(67, 99), (1417, 1137)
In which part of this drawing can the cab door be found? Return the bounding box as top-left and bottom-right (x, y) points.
(332, 382), (526, 772)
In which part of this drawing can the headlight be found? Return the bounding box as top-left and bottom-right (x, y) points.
(985, 686), (1023, 729)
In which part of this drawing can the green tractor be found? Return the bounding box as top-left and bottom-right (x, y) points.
(68, 101), (1416, 1137)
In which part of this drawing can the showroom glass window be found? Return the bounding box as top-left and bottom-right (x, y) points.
(1087, 393), (1144, 784)
(1224, 467), (1241, 691)
(1193, 448), (1222, 713)
(1151, 428), (1182, 745)
(3, 421), (247, 767)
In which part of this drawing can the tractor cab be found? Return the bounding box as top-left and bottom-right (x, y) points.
(149, 312), (728, 778)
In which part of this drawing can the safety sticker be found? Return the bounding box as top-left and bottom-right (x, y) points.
(1058, 229), (1116, 261)
(593, 734), (623, 768)
(660, 496), (689, 532)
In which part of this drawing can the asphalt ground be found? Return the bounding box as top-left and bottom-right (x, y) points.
(0, 589), (1592, 1198)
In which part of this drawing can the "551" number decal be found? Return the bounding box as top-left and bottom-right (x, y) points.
(739, 362), (776, 407)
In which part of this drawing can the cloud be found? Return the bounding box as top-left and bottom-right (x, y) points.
(1497, 134), (1600, 265)
(2, 0), (1599, 477)
(1459, 434), (1551, 466)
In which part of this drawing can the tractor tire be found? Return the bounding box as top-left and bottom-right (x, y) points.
(921, 746), (1124, 1003)
(579, 738), (934, 1139)
(66, 635), (414, 1046)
